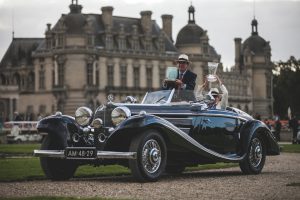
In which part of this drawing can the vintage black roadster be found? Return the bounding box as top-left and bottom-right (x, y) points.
(34, 89), (280, 182)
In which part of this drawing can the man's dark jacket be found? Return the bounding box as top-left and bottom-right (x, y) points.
(163, 70), (197, 90)
(180, 70), (197, 90)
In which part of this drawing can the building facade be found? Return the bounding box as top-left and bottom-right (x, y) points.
(0, 1), (272, 120)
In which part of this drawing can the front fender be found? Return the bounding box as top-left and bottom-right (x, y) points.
(37, 114), (77, 148)
(107, 114), (246, 162)
(240, 120), (280, 156)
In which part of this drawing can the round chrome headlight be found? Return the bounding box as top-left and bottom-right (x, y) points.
(111, 106), (131, 126)
(75, 107), (93, 126)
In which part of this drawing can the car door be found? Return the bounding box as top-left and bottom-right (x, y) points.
(191, 111), (239, 154)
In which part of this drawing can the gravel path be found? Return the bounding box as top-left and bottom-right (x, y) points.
(0, 152), (299, 200)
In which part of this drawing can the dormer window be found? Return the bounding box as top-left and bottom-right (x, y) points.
(118, 37), (126, 50)
(132, 37), (139, 50)
(57, 34), (64, 48)
(144, 37), (152, 51)
(105, 35), (113, 49)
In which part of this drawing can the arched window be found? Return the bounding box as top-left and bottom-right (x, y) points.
(146, 67), (152, 89)
(13, 73), (21, 88)
(58, 63), (64, 86)
(87, 63), (93, 86)
(39, 65), (45, 90)
(120, 64), (127, 87)
(107, 64), (114, 87)
(133, 66), (140, 88)
(28, 71), (35, 91)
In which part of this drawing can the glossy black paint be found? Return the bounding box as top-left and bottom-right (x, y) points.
(37, 101), (280, 166)
(37, 114), (78, 148)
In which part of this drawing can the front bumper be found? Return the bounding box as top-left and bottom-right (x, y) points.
(33, 150), (137, 160)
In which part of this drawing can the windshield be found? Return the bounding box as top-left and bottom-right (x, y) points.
(142, 89), (196, 104)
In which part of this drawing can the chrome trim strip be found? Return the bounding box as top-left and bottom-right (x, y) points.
(33, 150), (65, 158)
(33, 150), (137, 160)
(97, 151), (136, 159)
(147, 112), (248, 121)
(151, 115), (245, 162)
(166, 89), (175, 103)
(141, 92), (148, 104)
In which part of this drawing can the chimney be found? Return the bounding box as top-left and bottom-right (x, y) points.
(69, 0), (82, 14)
(161, 14), (173, 42)
(234, 38), (242, 66)
(101, 6), (113, 28)
(140, 11), (152, 34)
(46, 23), (51, 31)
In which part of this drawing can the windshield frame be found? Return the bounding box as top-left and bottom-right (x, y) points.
(141, 89), (175, 104)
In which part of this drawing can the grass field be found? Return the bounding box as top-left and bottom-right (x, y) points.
(280, 144), (300, 153)
(0, 144), (40, 154)
(0, 157), (237, 182)
(0, 157), (130, 182)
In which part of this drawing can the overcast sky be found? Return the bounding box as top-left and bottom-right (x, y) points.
(0, 0), (299, 68)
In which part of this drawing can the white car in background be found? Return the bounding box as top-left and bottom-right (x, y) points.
(4, 121), (42, 143)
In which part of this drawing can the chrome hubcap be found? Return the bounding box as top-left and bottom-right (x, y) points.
(249, 138), (263, 168)
(142, 139), (161, 174)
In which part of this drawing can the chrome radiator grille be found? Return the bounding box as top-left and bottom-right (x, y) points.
(94, 106), (114, 127)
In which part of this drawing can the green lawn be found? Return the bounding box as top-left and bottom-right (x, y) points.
(0, 144), (40, 154)
(0, 157), (130, 182)
(280, 144), (300, 153)
(0, 157), (238, 182)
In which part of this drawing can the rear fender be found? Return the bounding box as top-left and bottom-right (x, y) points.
(240, 120), (280, 155)
(37, 114), (78, 148)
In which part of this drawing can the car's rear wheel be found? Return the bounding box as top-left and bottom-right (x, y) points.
(129, 129), (167, 182)
(40, 136), (77, 181)
(239, 134), (266, 174)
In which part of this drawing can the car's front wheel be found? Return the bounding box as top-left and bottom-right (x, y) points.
(239, 134), (266, 174)
(129, 130), (167, 182)
(40, 136), (77, 181)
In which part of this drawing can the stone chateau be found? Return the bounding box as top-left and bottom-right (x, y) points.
(0, 0), (273, 120)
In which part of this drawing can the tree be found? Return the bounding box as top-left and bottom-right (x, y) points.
(273, 56), (300, 119)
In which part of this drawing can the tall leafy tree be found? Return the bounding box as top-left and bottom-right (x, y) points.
(273, 56), (300, 119)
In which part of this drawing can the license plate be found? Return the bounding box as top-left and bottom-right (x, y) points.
(65, 147), (96, 159)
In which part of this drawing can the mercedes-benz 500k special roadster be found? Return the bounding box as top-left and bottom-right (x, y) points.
(34, 89), (280, 182)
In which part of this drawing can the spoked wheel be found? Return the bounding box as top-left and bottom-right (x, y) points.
(40, 136), (77, 181)
(239, 135), (266, 174)
(129, 130), (167, 182)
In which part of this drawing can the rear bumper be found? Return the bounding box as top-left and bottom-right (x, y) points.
(33, 150), (137, 160)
